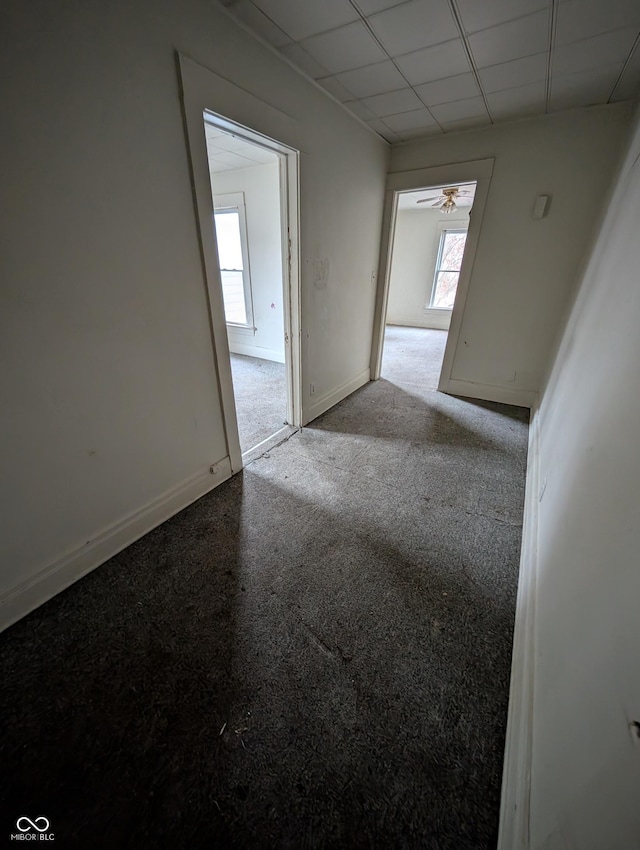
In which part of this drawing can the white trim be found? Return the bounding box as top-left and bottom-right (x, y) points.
(303, 368), (370, 425)
(178, 54), (302, 473)
(0, 459), (233, 634)
(442, 377), (536, 409)
(387, 310), (451, 331)
(228, 341), (285, 363)
(371, 160), (494, 393)
(498, 401), (540, 850)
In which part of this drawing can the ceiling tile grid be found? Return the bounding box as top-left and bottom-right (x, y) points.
(220, 0), (640, 143)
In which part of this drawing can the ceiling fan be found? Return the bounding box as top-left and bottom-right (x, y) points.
(416, 186), (474, 214)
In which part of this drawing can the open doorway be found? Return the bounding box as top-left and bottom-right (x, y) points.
(381, 183), (476, 391)
(199, 112), (300, 466)
(204, 120), (288, 455)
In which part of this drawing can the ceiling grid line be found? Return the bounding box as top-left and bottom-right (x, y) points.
(446, 0), (495, 125)
(544, 0), (558, 113)
(608, 31), (640, 103)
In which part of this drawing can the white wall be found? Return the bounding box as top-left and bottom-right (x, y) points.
(524, 104), (640, 849)
(0, 0), (388, 629)
(389, 105), (632, 402)
(212, 162), (285, 363)
(387, 207), (469, 331)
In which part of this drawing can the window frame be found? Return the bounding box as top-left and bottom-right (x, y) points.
(213, 192), (254, 330)
(427, 226), (468, 311)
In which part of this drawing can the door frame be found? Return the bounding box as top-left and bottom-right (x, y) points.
(178, 54), (302, 473)
(370, 158), (494, 391)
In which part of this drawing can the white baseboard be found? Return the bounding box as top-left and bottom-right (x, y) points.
(498, 402), (540, 850)
(228, 341), (285, 363)
(441, 377), (537, 409)
(387, 311), (451, 331)
(0, 458), (233, 634)
(303, 368), (370, 425)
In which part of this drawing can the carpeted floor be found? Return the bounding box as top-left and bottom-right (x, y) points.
(0, 327), (529, 849)
(230, 352), (287, 452)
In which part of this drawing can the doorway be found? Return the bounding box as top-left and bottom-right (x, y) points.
(380, 183), (476, 391)
(204, 118), (291, 456)
(370, 158), (494, 397)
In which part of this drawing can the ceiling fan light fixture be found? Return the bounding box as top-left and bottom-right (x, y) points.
(441, 197), (457, 214)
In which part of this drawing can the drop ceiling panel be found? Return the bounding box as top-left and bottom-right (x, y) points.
(218, 0), (640, 145)
(279, 42), (330, 78)
(368, 0), (459, 56)
(485, 81), (546, 117)
(209, 151), (263, 169)
(555, 0), (640, 47)
(395, 124), (444, 139)
(414, 72), (480, 106)
(316, 75), (355, 102)
(334, 60), (408, 98)
(251, 0), (359, 40)
(381, 107), (438, 131)
(468, 9), (551, 68)
(359, 87), (424, 117)
(610, 43), (640, 100)
(395, 39), (471, 86)
(552, 28), (638, 76)
(300, 22), (387, 74)
(228, 0), (292, 47)
(479, 52), (547, 93)
(549, 63), (624, 110)
(366, 117), (401, 141)
(355, 0), (409, 13)
(440, 114), (492, 132)
(343, 99), (377, 120)
(456, 0), (550, 35)
(429, 95), (489, 123)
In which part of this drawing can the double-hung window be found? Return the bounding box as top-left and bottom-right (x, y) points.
(213, 193), (253, 327)
(428, 228), (467, 310)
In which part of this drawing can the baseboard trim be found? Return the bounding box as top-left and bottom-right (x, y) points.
(441, 377), (537, 409)
(228, 341), (285, 363)
(387, 313), (451, 331)
(497, 401), (540, 850)
(303, 368), (370, 425)
(0, 458), (233, 634)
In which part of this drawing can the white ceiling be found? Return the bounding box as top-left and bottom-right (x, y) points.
(397, 182), (476, 209)
(204, 122), (279, 172)
(219, 0), (640, 142)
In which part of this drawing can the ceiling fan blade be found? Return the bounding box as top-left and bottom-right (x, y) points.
(416, 195), (443, 204)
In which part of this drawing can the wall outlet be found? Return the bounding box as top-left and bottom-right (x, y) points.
(310, 383), (316, 396)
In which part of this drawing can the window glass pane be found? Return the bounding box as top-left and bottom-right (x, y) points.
(432, 272), (459, 309)
(440, 231), (466, 272)
(214, 211), (243, 270)
(220, 270), (247, 325)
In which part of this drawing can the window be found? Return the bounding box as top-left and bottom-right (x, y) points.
(429, 228), (467, 310)
(213, 196), (252, 327)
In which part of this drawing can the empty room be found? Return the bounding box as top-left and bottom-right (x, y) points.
(1, 1), (639, 848)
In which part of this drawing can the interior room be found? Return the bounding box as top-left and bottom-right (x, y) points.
(382, 182), (475, 390)
(205, 123), (289, 453)
(1, 1), (639, 848)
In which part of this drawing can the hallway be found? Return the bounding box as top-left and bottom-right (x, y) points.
(0, 329), (529, 849)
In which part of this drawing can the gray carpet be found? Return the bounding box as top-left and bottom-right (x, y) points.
(230, 352), (287, 452)
(0, 327), (529, 849)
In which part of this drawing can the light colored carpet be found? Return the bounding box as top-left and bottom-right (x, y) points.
(229, 352), (287, 452)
